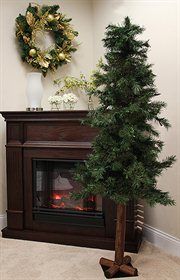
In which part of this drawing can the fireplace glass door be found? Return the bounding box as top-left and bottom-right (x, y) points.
(33, 159), (102, 213)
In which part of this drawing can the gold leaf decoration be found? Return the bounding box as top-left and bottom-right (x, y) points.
(37, 54), (50, 68)
(23, 36), (30, 43)
(58, 24), (65, 30)
(26, 11), (35, 27)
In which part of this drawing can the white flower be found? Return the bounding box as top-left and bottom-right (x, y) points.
(48, 95), (62, 105)
(63, 93), (78, 104)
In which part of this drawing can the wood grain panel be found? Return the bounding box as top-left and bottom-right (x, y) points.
(24, 122), (97, 142)
(7, 122), (23, 144)
(6, 147), (23, 229)
(7, 211), (23, 230)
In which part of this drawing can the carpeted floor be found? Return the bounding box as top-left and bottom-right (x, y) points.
(0, 237), (180, 280)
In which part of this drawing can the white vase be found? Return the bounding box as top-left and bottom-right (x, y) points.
(26, 72), (43, 111)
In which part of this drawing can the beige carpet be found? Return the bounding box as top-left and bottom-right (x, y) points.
(0, 237), (180, 280)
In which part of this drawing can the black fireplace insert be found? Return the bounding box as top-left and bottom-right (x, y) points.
(32, 159), (103, 227)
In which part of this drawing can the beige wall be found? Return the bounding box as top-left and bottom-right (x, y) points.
(0, 0), (179, 239)
(92, 0), (180, 239)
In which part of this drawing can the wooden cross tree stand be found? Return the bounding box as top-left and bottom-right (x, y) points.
(100, 204), (138, 278)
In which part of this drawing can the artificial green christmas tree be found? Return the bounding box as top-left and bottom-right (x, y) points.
(74, 17), (175, 278)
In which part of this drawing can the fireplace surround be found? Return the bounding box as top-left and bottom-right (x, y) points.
(1, 111), (142, 252)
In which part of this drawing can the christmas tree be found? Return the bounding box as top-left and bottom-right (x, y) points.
(74, 17), (176, 278)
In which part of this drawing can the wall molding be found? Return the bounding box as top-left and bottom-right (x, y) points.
(0, 214), (7, 231)
(143, 224), (180, 257)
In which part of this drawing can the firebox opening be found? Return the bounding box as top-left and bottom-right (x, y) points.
(33, 159), (102, 213)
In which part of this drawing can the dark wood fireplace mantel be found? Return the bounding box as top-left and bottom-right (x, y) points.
(1, 111), (142, 252)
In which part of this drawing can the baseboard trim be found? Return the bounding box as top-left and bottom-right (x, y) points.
(143, 224), (180, 257)
(1, 217), (179, 257)
(0, 214), (7, 230)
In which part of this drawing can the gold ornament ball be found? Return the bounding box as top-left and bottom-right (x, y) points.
(67, 32), (75, 40)
(58, 52), (65, 61)
(47, 14), (54, 22)
(29, 48), (37, 57)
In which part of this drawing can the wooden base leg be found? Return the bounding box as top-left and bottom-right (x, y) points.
(104, 264), (120, 279)
(99, 255), (138, 278)
(99, 257), (114, 267)
(119, 264), (138, 276)
(99, 255), (131, 268)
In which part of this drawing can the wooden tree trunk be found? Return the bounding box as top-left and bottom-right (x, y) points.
(99, 203), (138, 278)
(115, 204), (126, 265)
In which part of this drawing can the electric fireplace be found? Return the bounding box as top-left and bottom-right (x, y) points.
(0, 111), (142, 252)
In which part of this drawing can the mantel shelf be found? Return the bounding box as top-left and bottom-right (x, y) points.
(0, 110), (89, 122)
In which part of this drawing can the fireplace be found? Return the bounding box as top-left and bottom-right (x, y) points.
(0, 111), (142, 252)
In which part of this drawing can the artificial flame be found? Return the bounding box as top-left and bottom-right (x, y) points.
(51, 191), (96, 211)
(52, 193), (69, 200)
(74, 206), (84, 211)
(54, 194), (61, 200)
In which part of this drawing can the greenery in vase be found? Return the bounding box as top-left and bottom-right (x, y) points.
(54, 73), (96, 95)
(73, 17), (176, 207)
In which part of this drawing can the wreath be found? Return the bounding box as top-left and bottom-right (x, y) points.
(15, 3), (78, 76)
